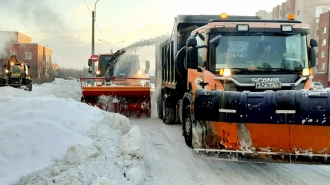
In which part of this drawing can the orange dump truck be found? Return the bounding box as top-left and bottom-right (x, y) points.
(156, 14), (328, 164)
(80, 49), (151, 117)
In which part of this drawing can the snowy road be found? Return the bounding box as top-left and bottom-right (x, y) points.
(133, 117), (330, 185)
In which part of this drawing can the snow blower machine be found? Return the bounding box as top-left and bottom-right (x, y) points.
(156, 13), (330, 164)
(0, 55), (32, 91)
(80, 49), (152, 117)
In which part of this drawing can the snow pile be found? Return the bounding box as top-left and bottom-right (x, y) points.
(0, 78), (82, 102)
(29, 78), (83, 101)
(0, 79), (146, 185)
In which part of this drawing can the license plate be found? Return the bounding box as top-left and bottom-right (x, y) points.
(255, 82), (281, 89)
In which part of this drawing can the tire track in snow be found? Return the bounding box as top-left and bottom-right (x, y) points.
(133, 118), (224, 185)
(268, 163), (330, 184)
(161, 123), (224, 185)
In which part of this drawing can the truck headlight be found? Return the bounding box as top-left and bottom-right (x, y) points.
(5, 69), (8, 73)
(138, 70), (142, 75)
(95, 71), (100, 75)
(237, 24), (249, 31)
(220, 68), (231, 77)
(281, 25), (292, 32)
(302, 68), (310, 76)
(223, 68), (231, 77)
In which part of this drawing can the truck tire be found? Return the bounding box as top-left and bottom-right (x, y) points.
(19, 74), (23, 87)
(175, 47), (188, 78)
(157, 93), (163, 119)
(162, 95), (175, 125)
(28, 82), (32, 91)
(183, 105), (192, 148)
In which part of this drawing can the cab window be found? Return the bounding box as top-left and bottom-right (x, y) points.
(196, 32), (206, 67)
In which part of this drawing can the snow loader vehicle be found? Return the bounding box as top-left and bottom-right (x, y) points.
(156, 13), (330, 164)
(0, 55), (32, 91)
(80, 49), (152, 117)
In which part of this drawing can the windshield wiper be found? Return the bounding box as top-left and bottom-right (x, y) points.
(271, 68), (298, 72)
(231, 68), (251, 72)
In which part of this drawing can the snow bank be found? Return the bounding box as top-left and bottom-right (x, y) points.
(0, 78), (82, 102)
(16, 123), (145, 185)
(120, 125), (144, 158)
(29, 78), (83, 102)
(0, 78), (146, 185)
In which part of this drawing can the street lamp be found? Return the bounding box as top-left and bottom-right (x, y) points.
(111, 41), (125, 53)
(98, 39), (111, 52)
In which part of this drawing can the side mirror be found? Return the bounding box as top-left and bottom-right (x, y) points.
(210, 35), (222, 48)
(310, 39), (318, 48)
(88, 66), (92, 73)
(88, 59), (92, 66)
(3, 65), (6, 68)
(308, 47), (316, 68)
(145, 60), (150, 70)
(186, 36), (197, 47)
(198, 34), (205, 41)
(144, 69), (149, 74)
(186, 47), (198, 69)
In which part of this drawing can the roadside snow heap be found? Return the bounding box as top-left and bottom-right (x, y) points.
(0, 78), (146, 185)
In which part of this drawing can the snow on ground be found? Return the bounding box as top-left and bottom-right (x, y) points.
(0, 78), (145, 185)
(0, 78), (82, 102)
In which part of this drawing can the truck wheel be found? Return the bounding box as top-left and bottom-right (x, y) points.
(183, 105), (192, 148)
(157, 93), (163, 119)
(175, 46), (188, 78)
(19, 75), (23, 87)
(162, 95), (175, 125)
(28, 81), (32, 91)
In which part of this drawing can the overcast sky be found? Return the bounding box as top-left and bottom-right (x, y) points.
(0, 0), (286, 69)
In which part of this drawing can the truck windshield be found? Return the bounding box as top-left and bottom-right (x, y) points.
(209, 33), (308, 73)
(11, 65), (24, 74)
(99, 55), (113, 76)
(113, 54), (140, 77)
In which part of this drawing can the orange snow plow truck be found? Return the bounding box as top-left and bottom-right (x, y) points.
(80, 49), (152, 117)
(156, 13), (330, 164)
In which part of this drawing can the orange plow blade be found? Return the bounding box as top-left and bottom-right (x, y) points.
(80, 77), (151, 117)
(192, 122), (330, 164)
(191, 88), (330, 164)
(82, 86), (150, 96)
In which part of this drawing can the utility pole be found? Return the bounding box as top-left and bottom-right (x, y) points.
(92, 11), (95, 74)
(90, 0), (99, 86)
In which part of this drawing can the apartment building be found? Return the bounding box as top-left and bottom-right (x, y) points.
(256, 10), (272, 19)
(315, 11), (330, 85)
(0, 31), (53, 79)
(257, 0), (330, 86)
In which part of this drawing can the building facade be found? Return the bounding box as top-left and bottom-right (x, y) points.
(255, 10), (272, 19)
(0, 31), (52, 79)
(314, 11), (330, 85)
(52, 63), (59, 77)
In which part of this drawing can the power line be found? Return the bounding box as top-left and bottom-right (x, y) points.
(83, 0), (91, 14)
(95, 20), (105, 41)
(83, 0), (105, 41)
